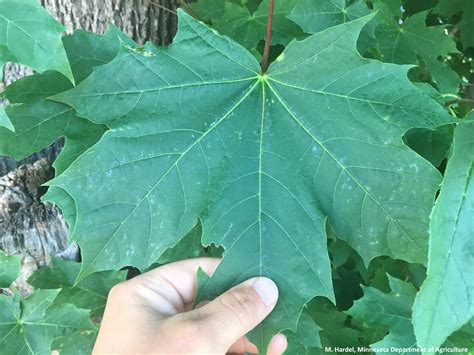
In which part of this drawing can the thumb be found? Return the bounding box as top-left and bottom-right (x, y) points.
(191, 277), (279, 352)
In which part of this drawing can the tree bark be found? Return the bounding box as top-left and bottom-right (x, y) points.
(0, 0), (178, 284)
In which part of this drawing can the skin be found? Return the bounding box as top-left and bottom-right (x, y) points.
(93, 258), (287, 354)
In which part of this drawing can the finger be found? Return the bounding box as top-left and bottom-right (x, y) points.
(184, 277), (279, 353)
(267, 333), (288, 355)
(133, 257), (220, 305)
(227, 336), (258, 353)
(227, 333), (287, 354)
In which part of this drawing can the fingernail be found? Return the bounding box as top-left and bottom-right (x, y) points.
(253, 278), (278, 307)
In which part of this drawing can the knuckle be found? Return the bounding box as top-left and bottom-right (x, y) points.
(108, 281), (131, 300)
(219, 288), (257, 327)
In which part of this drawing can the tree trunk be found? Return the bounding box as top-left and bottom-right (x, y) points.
(0, 0), (178, 285)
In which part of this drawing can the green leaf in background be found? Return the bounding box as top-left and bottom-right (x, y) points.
(374, 4), (460, 95)
(349, 276), (474, 354)
(288, 0), (376, 54)
(288, 0), (371, 34)
(435, 0), (474, 49)
(284, 309), (322, 353)
(52, 330), (98, 355)
(0, 290), (95, 355)
(1, 25), (135, 234)
(63, 24), (136, 84)
(157, 221), (206, 264)
(188, 0), (226, 22)
(308, 299), (370, 351)
(0, 106), (14, 131)
(0, 71), (107, 175)
(348, 276), (418, 352)
(404, 124), (454, 167)
(0, 250), (20, 288)
(213, 0), (303, 50)
(28, 257), (126, 317)
(49, 11), (451, 349)
(412, 121), (474, 350)
(0, 0), (73, 82)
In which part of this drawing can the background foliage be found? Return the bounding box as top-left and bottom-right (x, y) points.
(0, 0), (473, 354)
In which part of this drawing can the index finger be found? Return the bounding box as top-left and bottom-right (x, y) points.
(134, 257), (220, 305)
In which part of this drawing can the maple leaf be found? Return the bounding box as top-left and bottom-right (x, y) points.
(50, 11), (450, 349)
(374, 4), (460, 95)
(0, 290), (95, 355)
(348, 276), (418, 351)
(349, 275), (474, 354)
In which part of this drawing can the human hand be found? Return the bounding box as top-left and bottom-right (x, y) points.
(93, 258), (287, 354)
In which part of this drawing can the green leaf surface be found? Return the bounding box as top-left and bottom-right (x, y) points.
(157, 221), (206, 264)
(404, 124), (454, 167)
(0, 290), (95, 355)
(52, 330), (97, 355)
(42, 186), (77, 230)
(51, 12), (450, 349)
(308, 299), (367, 351)
(375, 8), (460, 94)
(28, 257), (126, 317)
(288, 0), (376, 54)
(0, 0), (73, 82)
(0, 250), (20, 288)
(435, 0), (474, 49)
(0, 25), (133, 173)
(188, 0), (226, 22)
(350, 275), (474, 354)
(40, 27), (134, 231)
(0, 71), (106, 175)
(285, 309), (322, 352)
(0, 106), (14, 131)
(213, 0), (303, 50)
(51, 329), (97, 355)
(412, 121), (474, 350)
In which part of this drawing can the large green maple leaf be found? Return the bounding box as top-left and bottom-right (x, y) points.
(0, 0), (73, 82)
(412, 120), (474, 350)
(0, 290), (95, 355)
(51, 11), (450, 349)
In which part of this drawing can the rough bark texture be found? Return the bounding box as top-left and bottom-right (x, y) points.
(0, 160), (70, 293)
(0, 0), (178, 285)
